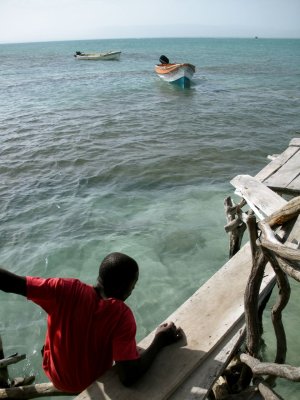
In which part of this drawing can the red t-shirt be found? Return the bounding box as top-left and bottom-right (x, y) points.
(26, 276), (139, 393)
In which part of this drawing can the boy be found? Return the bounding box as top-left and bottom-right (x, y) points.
(0, 252), (183, 392)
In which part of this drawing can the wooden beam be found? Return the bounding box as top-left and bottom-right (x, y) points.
(0, 355), (26, 369)
(0, 336), (9, 388)
(255, 142), (299, 182)
(290, 138), (300, 147)
(230, 175), (286, 219)
(169, 319), (246, 400)
(263, 149), (300, 192)
(0, 383), (75, 399)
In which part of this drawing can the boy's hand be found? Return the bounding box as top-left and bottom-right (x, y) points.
(155, 321), (183, 347)
(116, 321), (184, 386)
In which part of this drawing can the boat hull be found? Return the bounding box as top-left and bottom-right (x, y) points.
(155, 63), (195, 88)
(74, 51), (121, 60)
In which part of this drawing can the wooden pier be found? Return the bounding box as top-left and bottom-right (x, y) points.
(256, 137), (300, 196)
(1, 138), (299, 399)
(72, 138), (300, 400)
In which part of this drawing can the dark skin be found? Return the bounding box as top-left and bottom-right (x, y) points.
(0, 267), (183, 387)
(0, 268), (27, 296)
(116, 321), (182, 386)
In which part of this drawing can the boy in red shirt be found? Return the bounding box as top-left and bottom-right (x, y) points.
(0, 252), (183, 392)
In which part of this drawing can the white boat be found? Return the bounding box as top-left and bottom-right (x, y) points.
(74, 51), (121, 60)
(155, 55), (195, 88)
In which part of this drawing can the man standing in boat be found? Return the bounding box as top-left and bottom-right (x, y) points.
(0, 252), (183, 392)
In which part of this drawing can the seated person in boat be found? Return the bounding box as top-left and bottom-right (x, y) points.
(159, 55), (170, 65)
(0, 252), (183, 392)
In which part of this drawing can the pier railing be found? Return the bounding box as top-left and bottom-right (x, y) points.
(217, 174), (300, 399)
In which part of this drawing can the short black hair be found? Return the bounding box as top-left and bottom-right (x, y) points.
(98, 252), (139, 299)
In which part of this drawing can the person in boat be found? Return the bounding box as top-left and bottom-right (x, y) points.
(0, 252), (183, 393)
(159, 55), (170, 65)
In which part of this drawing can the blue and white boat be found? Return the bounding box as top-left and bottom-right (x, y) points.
(155, 55), (195, 88)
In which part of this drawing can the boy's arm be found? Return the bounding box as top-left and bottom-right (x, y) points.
(0, 268), (27, 296)
(115, 321), (183, 386)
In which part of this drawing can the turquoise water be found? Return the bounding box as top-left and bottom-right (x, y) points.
(0, 37), (300, 398)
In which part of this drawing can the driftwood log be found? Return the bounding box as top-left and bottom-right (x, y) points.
(264, 197), (300, 228)
(217, 197), (300, 400)
(0, 335), (72, 399)
(0, 383), (76, 399)
(240, 354), (300, 382)
(224, 197), (247, 258)
(0, 354), (26, 369)
(243, 198), (299, 399)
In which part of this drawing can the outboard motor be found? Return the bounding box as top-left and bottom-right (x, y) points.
(159, 55), (169, 64)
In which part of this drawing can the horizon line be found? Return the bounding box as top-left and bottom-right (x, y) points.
(1, 34), (300, 46)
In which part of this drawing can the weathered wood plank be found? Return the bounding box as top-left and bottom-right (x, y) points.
(290, 138), (300, 147)
(255, 145), (299, 182)
(263, 149), (300, 191)
(169, 318), (246, 400)
(230, 175), (286, 219)
(288, 215), (300, 241)
(286, 173), (300, 194)
(169, 274), (277, 400)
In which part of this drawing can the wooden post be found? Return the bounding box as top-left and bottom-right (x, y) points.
(244, 213), (268, 357)
(238, 203), (300, 399)
(224, 196), (247, 258)
(264, 252), (290, 365)
(0, 336), (9, 388)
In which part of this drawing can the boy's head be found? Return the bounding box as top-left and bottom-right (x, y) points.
(97, 252), (139, 300)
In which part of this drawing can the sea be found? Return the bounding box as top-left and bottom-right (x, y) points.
(0, 37), (300, 399)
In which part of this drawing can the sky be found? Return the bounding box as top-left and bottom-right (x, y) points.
(0, 0), (300, 44)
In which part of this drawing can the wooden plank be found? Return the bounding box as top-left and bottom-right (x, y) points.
(263, 149), (300, 191)
(287, 174), (300, 194)
(255, 145), (299, 182)
(169, 318), (246, 400)
(169, 275), (276, 400)
(75, 243), (276, 400)
(290, 138), (300, 147)
(230, 175), (286, 218)
(287, 215), (300, 243)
